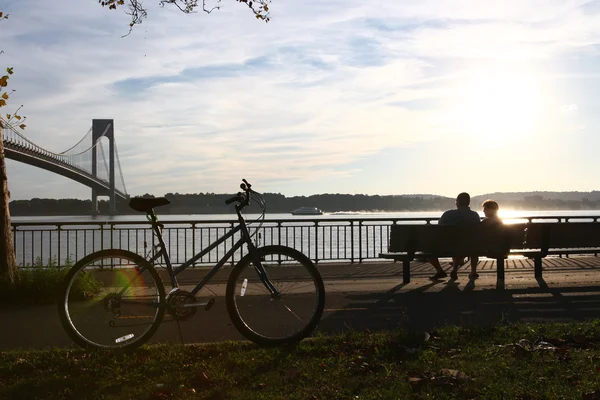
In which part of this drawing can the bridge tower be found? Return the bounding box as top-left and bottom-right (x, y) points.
(91, 119), (116, 215)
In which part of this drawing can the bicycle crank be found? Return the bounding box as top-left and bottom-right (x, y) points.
(182, 297), (215, 311)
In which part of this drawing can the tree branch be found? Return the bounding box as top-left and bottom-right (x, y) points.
(98, 0), (271, 36)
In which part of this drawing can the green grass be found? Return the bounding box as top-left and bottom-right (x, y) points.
(0, 259), (100, 305)
(3, 322), (600, 399)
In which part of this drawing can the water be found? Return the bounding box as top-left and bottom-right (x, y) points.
(12, 209), (600, 223)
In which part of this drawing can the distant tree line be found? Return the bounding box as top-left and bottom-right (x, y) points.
(9, 192), (600, 216)
(10, 193), (456, 216)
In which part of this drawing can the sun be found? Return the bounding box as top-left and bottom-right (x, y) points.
(454, 67), (542, 147)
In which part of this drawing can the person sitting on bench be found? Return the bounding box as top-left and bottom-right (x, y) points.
(429, 192), (481, 281)
(481, 199), (502, 226)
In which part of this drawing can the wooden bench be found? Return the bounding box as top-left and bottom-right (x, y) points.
(380, 222), (600, 288)
(519, 222), (600, 278)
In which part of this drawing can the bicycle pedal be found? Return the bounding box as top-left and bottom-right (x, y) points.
(205, 298), (215, 311)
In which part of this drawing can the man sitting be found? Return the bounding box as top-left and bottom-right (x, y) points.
(429, 192), (481, 281)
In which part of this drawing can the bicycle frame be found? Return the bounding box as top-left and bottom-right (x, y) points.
(141, 206), (279, 297)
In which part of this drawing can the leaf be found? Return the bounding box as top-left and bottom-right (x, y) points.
(0, 99), (6, 107)
(287, 369), (301, 380)
(6, 67), (13, 75)
(14, 115), (21, 120)
(0, 12), (3, 18)
(439, 368), (471, 381)
(572, 334), (588, 345)
(252, 382), (267, 390)
(408, 376), (425, 386)
(189, 371), (212, 388)
(1, 92), (8, 100)
(543, 337), (566, 347)
(5, 114), (10, 119)
(0, 76), (8, 87)
(567, 375), (581, 386)
(583, 389), (600, 400)
(19, 124), (26, 130)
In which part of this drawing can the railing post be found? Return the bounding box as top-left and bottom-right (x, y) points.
(350, 221), (355, 263)
(100, 223), (104, 251)
(358, 220), (363, 263)
(314, 221), (319, 264)
(231, 222), (235, 266)
(278, 221), (282, 247)
(192, 223), (196, 267)
(57, 224), (61, 268)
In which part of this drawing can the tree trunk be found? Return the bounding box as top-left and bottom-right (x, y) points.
(0, 124), (16, 283)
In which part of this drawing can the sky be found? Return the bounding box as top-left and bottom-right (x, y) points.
(2, 0), (600, 201)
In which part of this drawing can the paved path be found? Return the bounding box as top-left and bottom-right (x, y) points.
(3, 256), (600, 351)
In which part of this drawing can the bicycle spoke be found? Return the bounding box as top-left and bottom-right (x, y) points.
(282, 303), (306, 324)
(227, 246), (325, 345)
(59, 250), (165, 350)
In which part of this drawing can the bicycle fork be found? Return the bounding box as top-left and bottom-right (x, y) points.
(248, 247), (281, 298)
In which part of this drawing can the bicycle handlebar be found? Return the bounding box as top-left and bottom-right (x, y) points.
(225, 194), (243, 205)
(224, 179), (253, 207)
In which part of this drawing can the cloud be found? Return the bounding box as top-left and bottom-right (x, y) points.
(561, 103), (579, 113)
(4, 0), (600, 200)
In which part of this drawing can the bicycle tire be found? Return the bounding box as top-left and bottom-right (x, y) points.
(226, 245), (325, 346)
(57, 249), (166, 350)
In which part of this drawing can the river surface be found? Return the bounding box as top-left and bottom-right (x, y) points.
(12, 209), (600, 223)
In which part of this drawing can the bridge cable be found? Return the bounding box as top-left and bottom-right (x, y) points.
(113, 136), (128, 195)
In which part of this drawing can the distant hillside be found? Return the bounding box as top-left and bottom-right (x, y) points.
(473, 191), (600, 203)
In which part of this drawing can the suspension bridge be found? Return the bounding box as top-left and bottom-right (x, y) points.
(1, 119), (128, 214)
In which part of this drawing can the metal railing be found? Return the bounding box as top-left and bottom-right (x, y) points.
(11, 215), (600, 268)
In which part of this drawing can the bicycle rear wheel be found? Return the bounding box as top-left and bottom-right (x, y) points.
(226, 245), (325, 345)
(58, 249), (166, 350)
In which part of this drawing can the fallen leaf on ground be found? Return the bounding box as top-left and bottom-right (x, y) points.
(252, 382), (268, 390)
(572, 334), (589, 345)
(189, 371), (212, 388)
(543, 337), (567, 347)
(583, 389), (600, 400)
(439, 369), (471, 381)
(567, 375), (580, 386)
(534, 342), (558, 351)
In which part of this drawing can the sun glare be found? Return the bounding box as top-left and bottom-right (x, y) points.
(454, 67), (542, 147)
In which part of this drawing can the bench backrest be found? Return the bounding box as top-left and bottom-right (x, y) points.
(524, 222), (600, 252)
(389, 223), (522, 256)
(389, 222), (600, 257)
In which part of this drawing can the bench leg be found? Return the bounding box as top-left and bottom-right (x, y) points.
(534, 257), (542, 278)
(403, 260), (410, 284)
(495, 257), (505, 289)
(496, 257), (505, 281)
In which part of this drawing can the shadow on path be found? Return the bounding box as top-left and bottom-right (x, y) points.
(319, 279), (600, 334)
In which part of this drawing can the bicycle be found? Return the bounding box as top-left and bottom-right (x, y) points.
(58, 179), (325, 349)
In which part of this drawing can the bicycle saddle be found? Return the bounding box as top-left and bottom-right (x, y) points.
(128, 197), (170, 213)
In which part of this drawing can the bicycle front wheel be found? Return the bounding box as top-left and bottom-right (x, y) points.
(226, 245), (325, 345)
(58, 249), (166, 350)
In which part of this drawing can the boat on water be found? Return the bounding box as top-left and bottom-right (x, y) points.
(291, 206), (324, 216)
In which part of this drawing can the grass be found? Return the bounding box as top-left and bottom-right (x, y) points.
(0, 258), (100, 305)
(3, 322), (600, 399)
